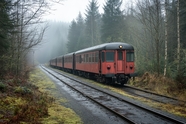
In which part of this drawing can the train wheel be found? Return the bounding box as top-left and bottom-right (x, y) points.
(105, 78), (112, 85)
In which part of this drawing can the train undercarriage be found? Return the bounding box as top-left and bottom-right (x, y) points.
(52, 66), (131, 86)
(74, 70), (130, 86)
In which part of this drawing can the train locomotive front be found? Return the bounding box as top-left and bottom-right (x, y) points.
(75, 42), (135, 85)
(98, 42), (135, 85)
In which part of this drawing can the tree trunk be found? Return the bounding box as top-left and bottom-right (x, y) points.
(177, 0), (180, 73)
(164, 0), (168, 76)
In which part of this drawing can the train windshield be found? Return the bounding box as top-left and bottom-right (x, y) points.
(126, 52), (134, 62)
(106, 52), (115, 62)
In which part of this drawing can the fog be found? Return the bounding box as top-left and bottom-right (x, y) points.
(34, 21), (69, 64)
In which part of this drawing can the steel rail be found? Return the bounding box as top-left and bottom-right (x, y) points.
(41, 66), (136, 124)
(124, 84), (186, 103)
(42, 66), (185, 124)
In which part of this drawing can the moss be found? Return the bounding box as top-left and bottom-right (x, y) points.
(0, 81), (6, 92)
(29, 68), (82, 124)
(14, 86), (32, 94)
(52, 68), (186, 118)
(42, 103), (82, 124)
(69, 72), (186, 118)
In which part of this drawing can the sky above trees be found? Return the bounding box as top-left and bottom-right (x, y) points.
(43, 0), (130, 22)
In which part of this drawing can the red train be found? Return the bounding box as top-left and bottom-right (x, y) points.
(50, 42), (136, 85)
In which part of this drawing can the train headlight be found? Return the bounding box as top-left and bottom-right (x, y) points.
(107, 65), (111, 70)
(119, 45), (123, 49)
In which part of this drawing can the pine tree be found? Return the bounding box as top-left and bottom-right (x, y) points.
(67, 13), (85, 52)
(85, 0), (101, 46)
(0, 0), (12, 55)
(101, 0), (124, 43)
(75, 12), (85, 50)
(180, 0), (186, 48)
(67, 20), (78, 53)
(0, 0), (14, 76)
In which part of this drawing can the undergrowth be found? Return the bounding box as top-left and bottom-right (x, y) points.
(0, 76), (51, 124)
(130, 72), (186, 101)
(128, 72), (186, 118)
(0, 68), (82, 124)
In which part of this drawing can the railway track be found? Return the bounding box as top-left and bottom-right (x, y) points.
(41, 66), (185, 124)
(122, 85), (186, 105)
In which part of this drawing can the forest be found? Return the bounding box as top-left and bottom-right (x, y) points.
(1, 0), (185, 123)
(0, 0), (186, 85)
(65, 0), (186, 85)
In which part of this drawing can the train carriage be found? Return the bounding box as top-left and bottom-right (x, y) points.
(63, 53), (74, 72)
(75, 42), (135, 85)
(50, 58), (57, 67)
(56, 56), (63, 69)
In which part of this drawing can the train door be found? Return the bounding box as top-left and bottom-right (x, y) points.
(125, 51), (135, 74)
(62, 56), (64, 68)
(116, 50), (125, 73)
(55, 58), (57, 67)
(98, 51), (102, 73)
(73, 53), (75, 74)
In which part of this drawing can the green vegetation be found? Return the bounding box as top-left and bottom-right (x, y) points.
(130, 72), (186, 101)
(58, 69), (186, 118)
(128, 73), (186, 118)
(0, 78), (51, 123)
(0, 68), (82, 124)
(65, 0), (186, 87)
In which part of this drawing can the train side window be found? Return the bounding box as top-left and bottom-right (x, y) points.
(86, 54), (88, 63)
(95, 52), (98, 62)
(76, 56), (78, 63)
(79, 55), (81, 63)
(89, 53), (91, 62)
(126, 52), (134, 62)
(101, 52), (105, 62)
(106, 52), (114, 62)
(118, 51), (123, 60)
(92, 53), (95, 62)
(82, 54), (84, 62)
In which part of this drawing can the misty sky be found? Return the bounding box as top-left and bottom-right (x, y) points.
(35, 0), (132, 63)
(44, 0), (105, 22)
(44, 0), (131, 22)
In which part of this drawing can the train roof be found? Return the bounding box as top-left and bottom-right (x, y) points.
(75, 42), (134, 54)
(63, 52), (74, 57)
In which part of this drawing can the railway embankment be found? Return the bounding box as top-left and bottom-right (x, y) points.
(1, 66), (186, 123)
(129, 72), (186, 118)
(129, 72), (186, 101)
(0, 67), (82, 124)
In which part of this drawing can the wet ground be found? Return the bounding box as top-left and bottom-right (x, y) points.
(41, 67), (186, 124)
(41, 67), (129, 124)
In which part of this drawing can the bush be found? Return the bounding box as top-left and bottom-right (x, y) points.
(14, 86), (32, 94)
(0, 81), (6, 92)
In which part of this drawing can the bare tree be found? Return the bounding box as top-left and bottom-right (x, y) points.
(135, 0), (164, 75)
(177, 0), (180, 73)
(7, 0), (62, 76)
(164, 0), (169, 76)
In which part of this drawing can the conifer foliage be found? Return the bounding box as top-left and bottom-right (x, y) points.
(0, 0), (12, 55)
(101, 0), (124, 42)
(67, 13), (85, 53)
(85, 0), (101, 46)
(0, 0), (60, 78)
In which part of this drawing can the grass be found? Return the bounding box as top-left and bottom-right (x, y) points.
(29, 68), (82, 124)
(55, 69), (186, 118)
(129, 72), (186, 101)
(44, 66), (186, 118)
(0, 68), (82, 124)
(129, 72), (186, 118)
